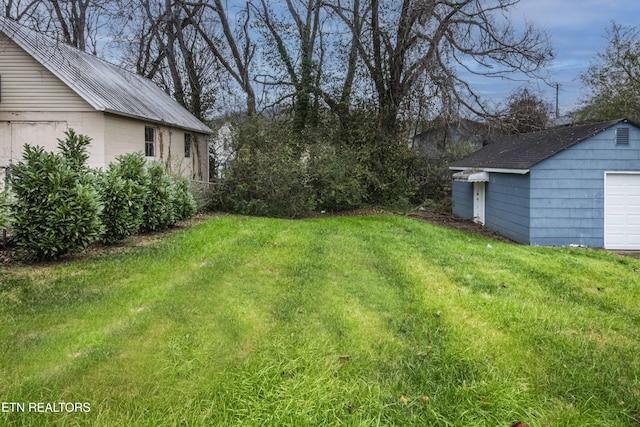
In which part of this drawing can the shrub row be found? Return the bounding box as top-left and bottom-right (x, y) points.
(4, 130), (197, 260)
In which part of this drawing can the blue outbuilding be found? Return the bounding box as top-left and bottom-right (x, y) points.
(449, 119), (640, 249)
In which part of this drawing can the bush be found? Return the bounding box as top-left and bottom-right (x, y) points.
(217, 118), (314, 218)
(172, 176), (197, 221)
(222, 145), (312, 218)
(358, 134), (418, 208)
(117, 152), (150, 189)
(212, 113), (427, 217)
(116, 152), (149, 222)
(8, 144), (102, 260)
(100, 154), (196, 237)
(0, 190), (13, 232)
(411, 142), (476, 210)
(96, 166), (142, 244)
(5, 129), (199, 259)
(307, 143), (367, 212)
(96, 153), (148, 244)
(142, 161), (176, 231)
(57, 129), (91, 172)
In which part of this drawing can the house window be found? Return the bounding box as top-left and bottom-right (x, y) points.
(617, 127), (629, 145)
(184, 133), (192, 158)
(145, 126), (155, 157)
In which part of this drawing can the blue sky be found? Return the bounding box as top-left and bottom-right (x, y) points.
(481, 0), (640, 116)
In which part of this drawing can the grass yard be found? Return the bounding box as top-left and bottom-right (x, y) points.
(1, 214), (639, 426)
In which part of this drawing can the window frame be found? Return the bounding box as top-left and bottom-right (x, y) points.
(145, 126), (155, 157)
(184, 133), (192, 158)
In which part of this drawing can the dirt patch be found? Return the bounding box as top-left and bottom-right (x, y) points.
(407, 208), (516, 244)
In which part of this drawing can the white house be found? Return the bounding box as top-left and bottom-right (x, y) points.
(0, 16), (212, 182)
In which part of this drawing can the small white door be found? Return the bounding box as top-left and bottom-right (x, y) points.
(605, 173), (640, 249)
(473, 182), (485, 225)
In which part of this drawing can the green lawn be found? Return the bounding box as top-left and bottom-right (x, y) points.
(1, 215), (639, 426)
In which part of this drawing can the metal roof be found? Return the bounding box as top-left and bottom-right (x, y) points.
(450, 119), (633, 170)
(0, 16), (212, 134)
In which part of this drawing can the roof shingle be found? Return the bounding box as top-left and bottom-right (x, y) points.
(450, 119), (629, 170)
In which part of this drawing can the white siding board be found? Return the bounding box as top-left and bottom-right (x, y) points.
(104, 114), (207, 180)
(0, 17), (211, 134)
(0, 35), (93, 112)
(0, 21), (209, 180)
(0, 121), (10, 167)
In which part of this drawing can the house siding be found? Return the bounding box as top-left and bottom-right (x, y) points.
(0, 111), (106, 168)
(0, 26), (210, 181)
(484, 173), (530, 244)
(529, 124), (640, 247)
(104, 114), (208, 181)
(452, 174), (530, 243)
(452, 180), (474, 219)
(0, 34), (93, 112)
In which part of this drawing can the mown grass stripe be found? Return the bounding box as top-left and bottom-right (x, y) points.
(1, 215), (639, 426)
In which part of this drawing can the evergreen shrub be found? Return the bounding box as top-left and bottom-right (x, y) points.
(172, 176), (197, 221)
(8, 144), (101, 260)
(307, 142), (366, 212)
(0, 190), (13, 232)
(142, 161), (176, 231)
(96, 152), (148, 243)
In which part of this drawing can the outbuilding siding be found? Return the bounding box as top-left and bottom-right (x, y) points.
(452, 181), (474, 220)
(0, 34), (93, 112)
(0, 19), (211, 181)
(529, 124), (640, 247)
(485, 173), (530, 244)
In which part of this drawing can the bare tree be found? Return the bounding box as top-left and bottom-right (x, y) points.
(37, 0), (113, 54)
(182, 0), (257, 116)
(251, 0), (325, 129)
(49, 0), (90, 51)
(326, 0), (553, 133)
(140, 0), (189, 107)
(113, 0), (218, 120)
(2, 0), (41, 21)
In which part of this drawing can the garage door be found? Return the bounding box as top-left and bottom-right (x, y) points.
(605, 173), (640, 250)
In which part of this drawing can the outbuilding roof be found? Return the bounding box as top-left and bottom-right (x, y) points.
(0, 16), (212, 134)
(450, 119), (632, 170)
